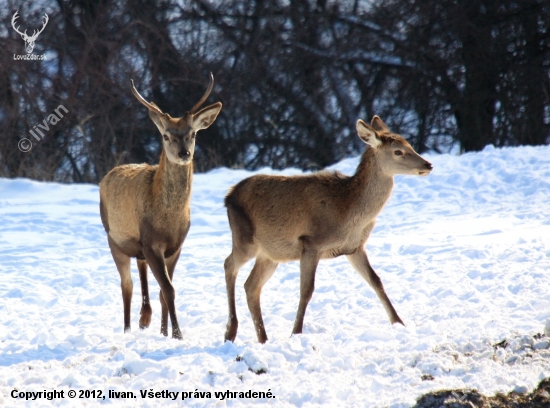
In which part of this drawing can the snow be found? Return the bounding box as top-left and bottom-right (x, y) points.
(1, 144), (550, 407)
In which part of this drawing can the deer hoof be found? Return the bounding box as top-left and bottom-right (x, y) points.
(172, 328), (183, 340)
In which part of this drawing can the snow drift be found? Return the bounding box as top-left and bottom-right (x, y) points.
(1, 144), (550, 407)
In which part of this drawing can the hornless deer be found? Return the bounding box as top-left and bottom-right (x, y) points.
(223, 116), (433, 343)
(100, 74), (222, 339)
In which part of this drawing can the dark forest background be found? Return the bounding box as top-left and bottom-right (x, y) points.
(1, 0), (549, 183)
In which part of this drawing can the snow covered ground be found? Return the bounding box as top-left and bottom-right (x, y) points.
(1, 144), (550, 407)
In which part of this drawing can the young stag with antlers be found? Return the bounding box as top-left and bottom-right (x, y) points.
(100, 74), (222, 339)
(223, 116), (433, 343)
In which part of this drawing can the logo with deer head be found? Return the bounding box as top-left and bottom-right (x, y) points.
(12, 11), (49, 54)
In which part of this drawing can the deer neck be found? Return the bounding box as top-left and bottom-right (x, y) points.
(152, 150), (193, 209)
(350, 147), (394, 213)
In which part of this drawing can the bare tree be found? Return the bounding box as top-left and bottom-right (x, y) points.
(370, 0), (550, 152)
(1, 0), (548, 183)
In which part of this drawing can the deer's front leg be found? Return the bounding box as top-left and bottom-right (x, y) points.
(137, 259), (152, 329)
(346, 248), (404, 325)
(144, 247), (183, 340)
(162, 247), (181, 337)
(292, 248), (320, 335)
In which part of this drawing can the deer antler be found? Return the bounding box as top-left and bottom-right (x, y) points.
(11, 11), (27, 39)
(27, 13), (49, 41)
(189, 73), (214, 114)
(130, 80), (166, 116)
(12, 11), (49, 41)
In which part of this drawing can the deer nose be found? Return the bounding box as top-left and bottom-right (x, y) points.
(178, 150), (190, 159)
(425, 162), (433, 170)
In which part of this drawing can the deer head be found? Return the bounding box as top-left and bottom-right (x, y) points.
(356, 116), (433, 176)
(12, 11), (49, 54)
(131, 73), (223, 165)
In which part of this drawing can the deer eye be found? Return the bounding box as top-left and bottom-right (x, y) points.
(163, 134), (169, 141)
(394, 150), (403, 156)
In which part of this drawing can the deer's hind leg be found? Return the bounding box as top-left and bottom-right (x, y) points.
(108, 236), (133, 333)
(137, 259), (152, 329)
(244, 256), (278, 343)
(224, 203), (257, 342)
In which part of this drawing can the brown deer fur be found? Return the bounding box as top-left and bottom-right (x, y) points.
(100, 75), (222, 339)
(223, 116), (433, 343)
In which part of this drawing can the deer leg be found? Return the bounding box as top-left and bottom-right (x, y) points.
(159, 291), (169, 337)
(144, 247), (182, 340)
(346, 248), (404, 325)
(161, 248), (181, 337)
(292, 249), (320, 336)
(224, 204), (257, 342)
(137, 259), (152, 329)
(244, 257), (278, 343)
(224, 244), (258, 342)
(108, 236), (132, 333)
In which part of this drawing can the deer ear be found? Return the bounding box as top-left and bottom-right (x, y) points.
(192, 102), (222, 131)
(148, 106), (167, 134)
(356, 119), (382, 148)
(371, 115), (390, 133)
(130, 80), (169, 134)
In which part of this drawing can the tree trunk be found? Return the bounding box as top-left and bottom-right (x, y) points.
(455, 1), (497, 152)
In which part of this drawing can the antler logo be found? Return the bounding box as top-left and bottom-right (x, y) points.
(12, 11), (49, 54)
